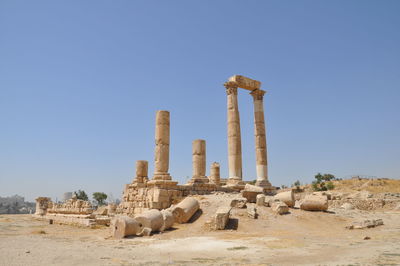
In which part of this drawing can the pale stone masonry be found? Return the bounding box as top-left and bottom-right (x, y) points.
(34, 75), (277, 224)
(135, 160), (148, 183)
(250, 89), (272, 188)
(118, 110), (232, 216)
(153, 110), (171, 181)
(118, 74), (276, 216)
(224, 75), (275, 192)
(209, 162), (221, 186)
(228, 75), (261, 91)
(188, 139), (209, 184)
(224, 81), (243, 186)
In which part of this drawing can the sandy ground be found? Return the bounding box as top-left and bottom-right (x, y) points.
(1, 193), (400, 266)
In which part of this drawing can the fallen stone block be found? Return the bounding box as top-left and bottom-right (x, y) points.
(171, 197), (200, 223)
(264, 196), (275, 207)
(256, 194), (265, 206)
(214, 206), (231, 230)
(346, 219), (384, 229)
(300, 194), (328, 211)
(241, 184), (264, 203)
(134, 209), (164, 233)
(271, 201), (289, 215)
(230, 197), (247, 208)
(247, 205), (258, 219)
(160, 209), (174, 231)
(341, 203), (355, 210)
(274, 190), (295, 208)
(111, 216), (141, 239)
(111, 209), (169, 239)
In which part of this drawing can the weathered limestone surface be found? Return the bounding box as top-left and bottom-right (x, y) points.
(247, 204), (258, 219)
(250, 89), (272, 189)
(34, 197), (108, 227)
(271, 201), (289, 215)
(346, 219), (384, 230)
(300, 194), (328, 211)
(224, 81), (243, 186)
(274, 190), (295, 208)
(241, 184), (264, 203)
(188, 139), (209, 184)
(209, 162), (221, 186)
(47, 197), (93, 215)
(35, 197), (50, 216)
(111, 209), (174, 239)
(135, 160), (149, 183)
(228, 75), (261, 91)
(264, 196), (275, 207)
(160, 209), (174, 231)
(153, 110), (172, 181)
(230, 197), (247, 208)
(171, 197), (200, 223)
(134, 209), (164, 233)
(111, 216), (141, 239)
(214, 206), (231, 230)
(256, 194), (266, 206)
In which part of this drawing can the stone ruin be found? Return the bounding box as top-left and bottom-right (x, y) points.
(34, 75), (277, 228)
(117, 75), (276, 216)
(34, 195), (112, 227)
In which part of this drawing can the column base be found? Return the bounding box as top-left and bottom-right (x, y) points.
(255, 179), (276, 195)
(187, 176), (210, 185)
(153, 173), (172, 181)
(225, 177), (246, 191)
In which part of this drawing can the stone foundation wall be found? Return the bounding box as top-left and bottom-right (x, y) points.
(117, 181), (234, 216)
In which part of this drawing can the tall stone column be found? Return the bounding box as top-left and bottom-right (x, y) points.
(250, 89), (271, 188)
(224, 81), (243, 184)
(153, 110), (171, 180)
(188, 139), (208, 184)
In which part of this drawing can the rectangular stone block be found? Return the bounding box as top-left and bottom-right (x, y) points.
(229, 75), (261, 91)
(215, 207), (231, 230)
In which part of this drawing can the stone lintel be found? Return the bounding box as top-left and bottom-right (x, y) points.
(228, 75), (261, 91)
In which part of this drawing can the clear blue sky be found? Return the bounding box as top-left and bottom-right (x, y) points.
(1, 1), (399, 202)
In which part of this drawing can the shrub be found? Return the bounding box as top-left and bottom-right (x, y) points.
(312, 173), (336, 191)
(326, 181), (335, 190)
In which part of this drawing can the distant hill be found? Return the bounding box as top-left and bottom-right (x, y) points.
(0, 195), (35, 214)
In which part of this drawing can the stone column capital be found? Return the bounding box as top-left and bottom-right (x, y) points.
(224, 81), (239, 95)
(250, 89), (266, 101)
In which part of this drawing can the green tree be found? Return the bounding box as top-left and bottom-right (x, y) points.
(92, 192), (108, 206)
(312, 173), (336, 191)
(74, 190), (89, 201)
